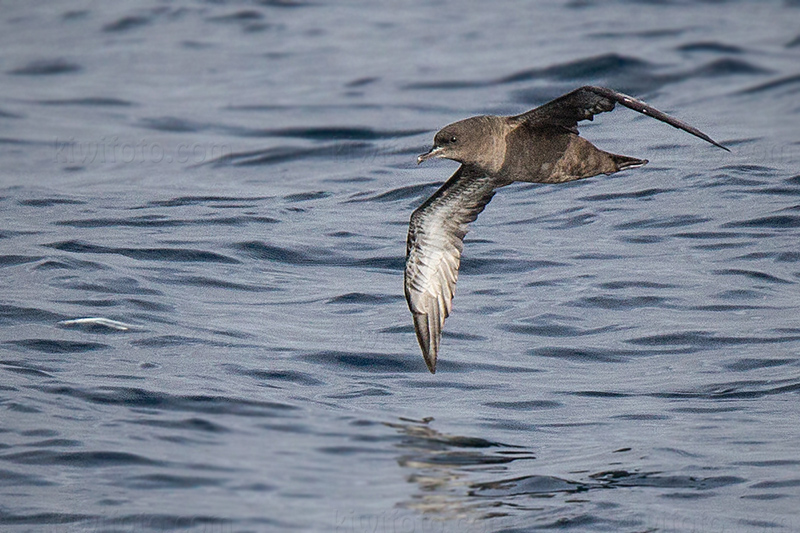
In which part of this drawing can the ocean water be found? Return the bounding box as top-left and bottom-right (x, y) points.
(1, 1), (799, 531)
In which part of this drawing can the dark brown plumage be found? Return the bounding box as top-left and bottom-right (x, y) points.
(405, 85), (728, 373)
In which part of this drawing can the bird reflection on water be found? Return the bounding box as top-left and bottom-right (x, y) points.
(384, 418), (745, 528)
(386, 417), (534, 521)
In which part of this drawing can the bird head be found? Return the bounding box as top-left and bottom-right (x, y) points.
(417, 116), (499, 168)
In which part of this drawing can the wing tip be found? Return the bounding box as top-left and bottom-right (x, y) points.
(714, 140), (731, 152)
(586, 86), (731, 153)
(412, 312), (439, 374)
(697, 134), (730, 152)
(424, 354), (437, 374)
(692, 128), (731, 153)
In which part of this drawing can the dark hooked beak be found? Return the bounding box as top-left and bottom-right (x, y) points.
(417, 145), (444, 164)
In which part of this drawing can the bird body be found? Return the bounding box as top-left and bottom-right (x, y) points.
(405, 86), (728, 373)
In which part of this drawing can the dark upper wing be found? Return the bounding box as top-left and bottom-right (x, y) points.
(512, 85), (729, 151)
(404, 165), (504, 373)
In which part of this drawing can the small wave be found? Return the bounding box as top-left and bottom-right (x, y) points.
(501, 53), (654, 84)
(248, 126), (427, 141)
(234, 241), (340, 265)
(125, 473), (224, 489)
(0, 361), (55, 379)
(406, 53), (658, 93)
(36, 97), (135, 107)
(345, 182), (441, 203)
(713, 268), (793, 284)
(403, 79), (491, 90)
(655, 377), (800, 400)
(5, 339), (109, 353)
(691, 303), (769, 312)
(222, 364), (323, 386)
(0, 108), (22, 118)
(206, 142), (373, 167)
(673, 230), (745, 240)
(300, 350), (414, 373)
(46, 240), (240, 264)
(599, 280), (675, 289)
(133, 417), (230, 434)
(137, 116), (205, 133)
(0, 468), (55, 487)
(568, 295), (672, 310)
(150, 274), (278, 292)
(723, 357), (796, 372)
(103, 515), (235, 531)
(0, 450), (161, 467)
(18, 198), (85, 206)
(33, 257), (109, 271)
(588, 470), (745, 491)
(102, 15), (152, 33)
(8, 58), (81, 76)
(627, 330), (800, 349)
(130, 335), (248, 348)
(723, 214), (800, 229)
(326, 292), (402, 304)
(205, 9), (273, 32)
(0, 255), (41, 267)
(208, 9), (264, 22)
(484, 400), (562, 410)
(502, 322), (619, 337)
(0, 304), (65, 325)
(55, 215), (279, 228)
(591, 28), (687, 39)
(283, 191), (330, 202)
(35, 385), (299, 417)
(529, 346), (629, 363)
(615, 214), (709, 230)
(689, 58), (771, 77)
(346, 76), (379, 88)
(257, 0), (309, 7)
(677, 41), (744, 54)
(0, 510), (94, 526)
(145, 195), (271, 207)
(739, 73), (800, 95)
(581, 187), (668, 201)
(471, 474), (591, 497)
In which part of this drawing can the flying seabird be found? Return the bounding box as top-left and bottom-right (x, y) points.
(405, 85), (728, 373)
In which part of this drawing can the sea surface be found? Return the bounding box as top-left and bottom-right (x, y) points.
(1, 1), (799, 532)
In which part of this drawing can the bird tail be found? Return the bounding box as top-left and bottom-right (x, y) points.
(609, 153), (648, 172)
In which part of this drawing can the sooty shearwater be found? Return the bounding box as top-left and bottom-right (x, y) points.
(405, 85), (728, 373)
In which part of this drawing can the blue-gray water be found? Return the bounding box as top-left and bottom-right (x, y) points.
(2, 1), (799, 532)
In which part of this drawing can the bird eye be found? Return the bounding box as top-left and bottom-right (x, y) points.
(449, 136), (457, 143)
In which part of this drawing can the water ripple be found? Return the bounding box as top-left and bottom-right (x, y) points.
(102, 15), (152, 33)
(627, 331), (800, 348)
(345, 183), (441, 203)
(5, 339), (109, 354)
(0, 450), (162, 467)
(222, 364), (324, 387)
(33, 385), (299, 417)
(8, 58), (82, 75)
(46, 240), (240, 264)
(724, 214), (800, 229)
(301, 350), (415, 373)
(55, 215), (279, 228)
(205, 143), (374, 167)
